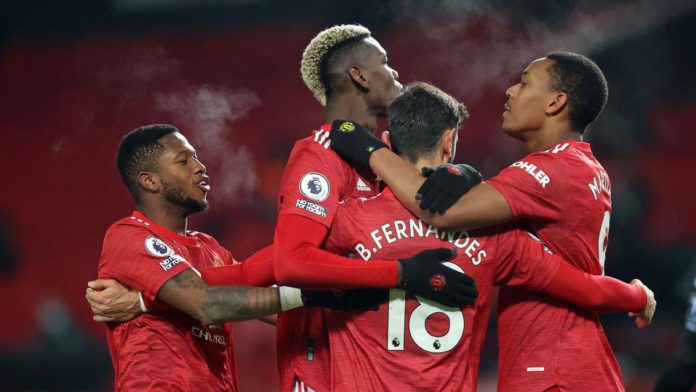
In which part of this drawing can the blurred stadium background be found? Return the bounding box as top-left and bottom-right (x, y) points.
(0, 0), (694, 390)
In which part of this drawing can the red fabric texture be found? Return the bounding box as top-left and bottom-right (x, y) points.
(202, 244), (276, 287)
(99, 211), (237, 392)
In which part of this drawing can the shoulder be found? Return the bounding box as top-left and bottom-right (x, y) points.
(103, 216), (179, 259)
(105, 216), (155, 240)
(492, 142), (577, 186)
(189, 230), (225, 251)
(100, 217), (171, 266)
(339, 190), (391, 210)
(291, 129), (350, 169)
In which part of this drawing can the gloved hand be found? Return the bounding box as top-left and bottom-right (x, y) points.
(416, 163), (482, 214)
(398, 248), (478, 308)
(329, 120), (387, 166)
(302, 289), (388, 311)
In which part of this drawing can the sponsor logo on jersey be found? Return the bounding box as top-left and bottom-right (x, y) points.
(296, 198), (327, 218)
(510, 160), (551, 188)
(192, 326), (227, 345)
(299, 172), (330, 202)
(145, 236), (173, 257)
(356, 178), (372, 192)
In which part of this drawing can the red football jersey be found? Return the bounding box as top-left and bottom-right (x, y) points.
(98, 211), (238, 392)
(323, 188), (562, 391)
(275, 125), (380, 392)
(487, 141), (619, 391)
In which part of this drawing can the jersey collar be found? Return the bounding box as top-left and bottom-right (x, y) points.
(131, 210), (199, 247)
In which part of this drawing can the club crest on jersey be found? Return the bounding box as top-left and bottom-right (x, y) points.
(299, 172), (330, 202)
(145, 236), (173, 257)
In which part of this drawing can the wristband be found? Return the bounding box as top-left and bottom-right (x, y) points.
(138, 292), (148, 313)
(279, 286), (304, 311)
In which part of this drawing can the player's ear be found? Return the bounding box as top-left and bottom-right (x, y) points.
(382, 130), (393, 150)
(442, 128), (457, 162)
(138, 171), (159, 193)
(547, 92), (567, 116)
(348, 66), (369, 89)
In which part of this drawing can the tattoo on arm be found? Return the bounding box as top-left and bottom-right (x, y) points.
(203, 285), (281, 324)
(159, 268), (282, 324)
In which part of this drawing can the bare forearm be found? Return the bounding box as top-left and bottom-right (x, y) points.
(158, 269), (282, 325)
(427, 184), (513, 231)
(202, 286), (281, 324)
(369, 150), (511, 230)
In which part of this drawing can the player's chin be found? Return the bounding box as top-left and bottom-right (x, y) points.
(194, 199), (209, 213)
(501, 122), (521, 138)
(188, 196), (209, 213)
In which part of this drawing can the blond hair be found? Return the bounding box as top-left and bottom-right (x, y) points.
(300, 24), (371, 106)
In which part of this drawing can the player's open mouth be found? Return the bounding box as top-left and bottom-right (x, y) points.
(195, 177), (211, 192)
(503, 103), (511, 112)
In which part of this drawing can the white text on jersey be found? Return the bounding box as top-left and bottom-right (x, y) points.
(354, 218), (487, 265)
(544, 142), (570, 154)
(510, 161), (551, 188)
(588, 169), (611, 200)
(191, 327), (226, 345)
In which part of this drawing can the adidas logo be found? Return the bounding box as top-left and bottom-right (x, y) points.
(356, 178), (372, 192)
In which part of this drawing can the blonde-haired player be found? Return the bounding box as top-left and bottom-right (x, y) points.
(275, 24), (478, 392)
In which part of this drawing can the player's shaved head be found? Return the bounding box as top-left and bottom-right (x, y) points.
(301, 24), (372, 106)
(117, 124), (178, 202)
(388, 82), (468, 164)
(545, 51), (608, 133)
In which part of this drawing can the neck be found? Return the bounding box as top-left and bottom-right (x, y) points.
(523, 123), (582, 153)
(413, 155), (443, 173)
(325, 94), (380, 132)
(137, 203), (188, 235)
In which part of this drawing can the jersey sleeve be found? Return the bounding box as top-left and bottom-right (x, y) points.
(494, 229), (647, 312)
(98, 225), (192, 301)
(202, 245), (277, 287)
(277, 140), (352, 228)
(493, 229), (561, 290)
(273, 214), (398, 289)
(323, 199), (359, 255)
(486, 152), (563, 222)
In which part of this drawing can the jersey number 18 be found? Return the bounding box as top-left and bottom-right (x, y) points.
(387, 262), (465, 354)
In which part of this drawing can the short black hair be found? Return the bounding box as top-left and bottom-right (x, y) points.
(322, 36), (372, 101)
(387, 82), (468, 163)
(116, 124), (178, 202)
(546, 51), (608, 133)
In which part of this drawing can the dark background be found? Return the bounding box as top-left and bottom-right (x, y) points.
(0, 0), (694, 390)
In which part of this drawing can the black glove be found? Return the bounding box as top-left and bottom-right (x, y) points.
(416, 163), (482, 214)
(329, 120), (387, 166)
(398, 248), (478, 308)
(302, 289), (388, 311)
